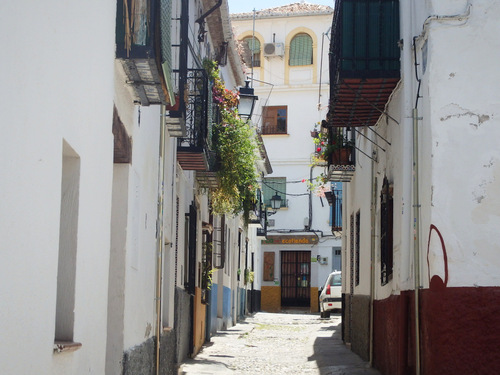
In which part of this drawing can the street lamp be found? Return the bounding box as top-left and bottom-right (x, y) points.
(270, 193), (282, 210)
(238, 80), (258, 121)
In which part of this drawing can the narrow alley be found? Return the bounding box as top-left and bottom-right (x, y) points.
(179, 312), (380, 375)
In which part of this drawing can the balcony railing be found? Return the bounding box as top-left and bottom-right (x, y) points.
(176, 68), (215, 171)
(326, 127), (356, 182)
(327, 0), (400, 128)
(249, 190), (267, 237)
(115, 0), (174, 106)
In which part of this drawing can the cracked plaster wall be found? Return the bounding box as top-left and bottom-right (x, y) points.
(424, 0), (500, 288)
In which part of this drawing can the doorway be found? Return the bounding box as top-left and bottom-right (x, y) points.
(280, 251), (311, 307)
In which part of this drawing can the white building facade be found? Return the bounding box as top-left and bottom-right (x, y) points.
(0, 0), (268, 374)
(326, 0), (500, 374)
(232, 3), (340, 313)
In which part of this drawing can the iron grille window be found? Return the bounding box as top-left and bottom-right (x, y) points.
(289, 33), (313, 66)
(380, 177), (394, 285)
(262, 106), (287, 134)
(330, 189), (342, 230)
(174, 197), (179, 287)
(213, 215), (225, 269)
(242, 37), (261, 67)
(262, 177), (287, 208)
(355, 211), (360, 286)
(349, 214), (355, 294)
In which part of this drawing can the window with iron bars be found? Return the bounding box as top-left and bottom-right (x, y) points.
(380, 177), (394, 285)
(355, 211), (360, 286)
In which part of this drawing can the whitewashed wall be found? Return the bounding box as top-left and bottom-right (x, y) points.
(343, 0), (500, 300)
(422, 0), (500, 288)
(0, 1), (116, 374)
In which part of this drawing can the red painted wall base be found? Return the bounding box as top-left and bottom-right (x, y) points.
(373, 286), (500, 375)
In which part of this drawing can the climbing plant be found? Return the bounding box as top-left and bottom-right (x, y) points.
(203, 59), (259, 222)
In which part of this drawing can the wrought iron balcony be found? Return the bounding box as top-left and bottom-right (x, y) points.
(325, 127), (356, 182)
(249, 189), (266, 230)
(115, 0), (174, 106)
(175, 69), (216, 171)
(327, 0), (400, 128)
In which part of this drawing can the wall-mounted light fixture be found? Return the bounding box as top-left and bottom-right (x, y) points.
(238, 80), (258, 121)
(267, 192), (282, 216)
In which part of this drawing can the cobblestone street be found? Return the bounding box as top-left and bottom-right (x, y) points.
(179, 312), (381, 375)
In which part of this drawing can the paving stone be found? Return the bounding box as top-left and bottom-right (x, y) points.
(178, 312), (381, 375)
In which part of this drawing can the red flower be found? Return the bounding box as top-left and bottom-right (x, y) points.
(316, 147), (322, 152)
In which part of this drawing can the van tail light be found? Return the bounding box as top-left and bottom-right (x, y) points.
(326, 285), (331, 295)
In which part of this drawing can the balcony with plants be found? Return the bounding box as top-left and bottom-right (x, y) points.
(312, 124), (355, 182)
(201, 60), (261, 224)
(326, 0), (400, 129)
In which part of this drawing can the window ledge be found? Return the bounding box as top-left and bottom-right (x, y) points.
(53, 341), (82, 354)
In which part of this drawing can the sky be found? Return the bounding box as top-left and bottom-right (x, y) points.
(227, 0), (334, 14)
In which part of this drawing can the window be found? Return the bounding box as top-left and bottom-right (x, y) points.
(289, 33), (313, 66)
(355, 211), (360, 286)
(330, 187), (342, 230)
(329, 273), (342, 287)
(380, 177), (394, 285)
(242, 37), (261, 67)
(55, 141), (80, 343)
(213, 215), (225, 269)
(262, 177), (287, 208)
(262, 106), (287, 134)
(349, 214), (355, 293)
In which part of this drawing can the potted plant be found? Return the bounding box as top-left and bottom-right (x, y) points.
(310, 121), (320, 138)
(312, 129), (329, 163)
(329, 130), (353, 165)
(314, 129), (353, 165)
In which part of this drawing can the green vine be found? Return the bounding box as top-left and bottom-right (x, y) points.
(204, 59), (259, 222)
(202, 242), (214, 290)
(244, 269), (255, 285)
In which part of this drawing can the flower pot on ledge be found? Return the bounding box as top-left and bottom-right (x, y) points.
(330, 147), (351, 165)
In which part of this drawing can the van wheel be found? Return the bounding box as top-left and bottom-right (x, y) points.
(324, 311), (331, 318)
(320, 311), (325, 318)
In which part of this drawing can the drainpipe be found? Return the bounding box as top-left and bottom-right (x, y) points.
(155, 105), (167, 375)
(400, 0), (418, 372)
(412, 106), (421, 375)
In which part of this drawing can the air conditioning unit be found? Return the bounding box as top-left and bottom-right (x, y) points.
(263, 43), (284, 57)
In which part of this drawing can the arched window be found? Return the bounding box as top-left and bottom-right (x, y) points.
(289, 33), (313, 66)
(242, 36), (261, 67)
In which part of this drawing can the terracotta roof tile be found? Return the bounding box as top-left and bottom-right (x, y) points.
(230, 1), (333, 19)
